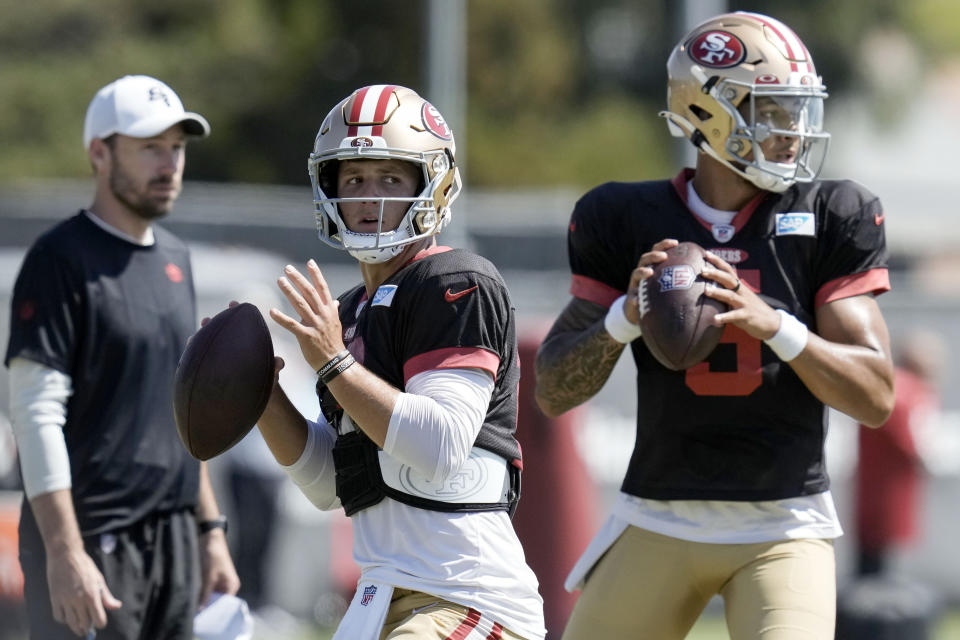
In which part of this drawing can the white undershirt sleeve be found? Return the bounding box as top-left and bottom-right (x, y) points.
(8, 357), (74, 499)
(383, 368), (494, 484)
(280, 416), (340, 510)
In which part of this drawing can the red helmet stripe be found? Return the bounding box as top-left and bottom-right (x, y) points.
(745, 12), (813, 74)
(346, 86), (371, 137)
(371, 84), (397, 137)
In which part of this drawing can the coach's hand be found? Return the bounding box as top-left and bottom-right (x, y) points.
(47, 546), (121, 636)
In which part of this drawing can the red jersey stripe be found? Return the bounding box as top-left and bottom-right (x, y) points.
(570, 274), (622, 308)
(403, 347), (501, 384)
(445, 608), (482, 640)
(485, 622), (504, 640)
(815, 267), (890, 308)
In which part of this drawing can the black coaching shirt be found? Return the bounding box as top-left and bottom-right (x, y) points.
(5, 211), (200, 539)
(336, 246), (522, 465)
(568, 170), (890, 501)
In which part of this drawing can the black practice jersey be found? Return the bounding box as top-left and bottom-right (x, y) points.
(335, 247), (522, 464)
(568, 170), (889, 501)
(5, 212), (200, 539)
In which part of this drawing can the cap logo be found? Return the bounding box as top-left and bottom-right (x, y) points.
(689, 30), (747, 68)
(148, 86), (172, 107)
(351, 137), (374, 147)
(421, 102), (452, 140)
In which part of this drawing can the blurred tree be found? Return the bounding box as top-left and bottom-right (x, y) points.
(0, 0), (956, 188)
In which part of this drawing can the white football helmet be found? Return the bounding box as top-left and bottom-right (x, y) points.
(308, 84), (462, 263)
(661, 12), (830, 192)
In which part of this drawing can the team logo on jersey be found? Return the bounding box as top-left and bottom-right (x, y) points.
(775, 212), (816, 236)
(361, 585), (378, 606)
(421, 102), (452, 140)
(658, 265), (695, 292)
(372, 284), (398, 307)
(165, 262), (184, 283)
(709, 247), (749, 264)
(688, 31), (747, 68)
(711, 223), (735, 243)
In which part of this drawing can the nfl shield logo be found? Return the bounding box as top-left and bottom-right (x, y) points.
(658, 265), (695, 292)
(361, 585), (378, 606)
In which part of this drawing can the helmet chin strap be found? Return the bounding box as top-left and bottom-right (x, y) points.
(659, 111), (792, 193)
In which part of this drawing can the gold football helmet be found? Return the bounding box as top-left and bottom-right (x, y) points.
(661, 12), (830, 192)
(309, 84), (461, 263)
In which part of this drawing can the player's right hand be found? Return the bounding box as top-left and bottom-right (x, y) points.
(626, 238), (680, 324)
(47, 547), (122, 636)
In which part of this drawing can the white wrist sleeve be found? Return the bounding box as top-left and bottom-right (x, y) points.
(604, 294), (643, 344)
(281, 417), (339, 510)
(8, 357), (73, 499)
(764, 310), (809, 362)
(384, 368), (494, 484)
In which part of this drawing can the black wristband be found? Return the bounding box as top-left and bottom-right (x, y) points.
(320, 353), (355, 385)
(198, 515), (228, 535)
(317, 350), (351, 378)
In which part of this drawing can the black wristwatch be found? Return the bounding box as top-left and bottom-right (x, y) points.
(198, 515), (228, 535)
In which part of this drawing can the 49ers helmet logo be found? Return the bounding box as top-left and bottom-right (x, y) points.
(421, 102), (452, 141)
(688, 30), (747, 68)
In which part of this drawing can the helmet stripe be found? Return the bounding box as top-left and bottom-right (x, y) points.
(744, 12), (813, 74)
(371, 84), (397, 137)
(346, 86), (371, 137)
(345, 84), (397, 138)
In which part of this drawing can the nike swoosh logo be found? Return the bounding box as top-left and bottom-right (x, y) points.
(875, 212), (885, 225)
(444, 285), (478, 302)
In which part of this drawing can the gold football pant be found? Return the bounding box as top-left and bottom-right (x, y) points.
(381, 588), (529, 640)
(562, 526), (836, 640)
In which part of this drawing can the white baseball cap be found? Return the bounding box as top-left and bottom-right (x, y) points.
(83, 74), (210, 149)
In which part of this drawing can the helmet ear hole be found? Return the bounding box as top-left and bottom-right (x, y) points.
(690, 105), (712, 122)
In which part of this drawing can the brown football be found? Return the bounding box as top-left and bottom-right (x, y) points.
(638, 242), (727, 371)
(173, 303), (274, 460)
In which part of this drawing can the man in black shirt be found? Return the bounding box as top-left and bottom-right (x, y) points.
(535, 12), (895, 640)
(5, 75), (239, 638)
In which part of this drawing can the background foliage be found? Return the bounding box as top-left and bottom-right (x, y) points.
(0, 0), (955, 189)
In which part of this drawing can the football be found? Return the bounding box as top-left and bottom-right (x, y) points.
(173, 303), (275, 460)
(638, 241), (726, 371)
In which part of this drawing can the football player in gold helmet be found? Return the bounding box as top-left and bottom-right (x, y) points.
(256, 85), (546, 640)
(536, 13), (894, 639)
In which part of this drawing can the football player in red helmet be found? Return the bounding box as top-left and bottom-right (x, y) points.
(535, 12), (894, 639)
(256, 85), (545, 640)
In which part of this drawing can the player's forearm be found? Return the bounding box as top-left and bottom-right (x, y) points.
(326, 362), (399, 448)
(29, 489), (85, 555)
(534, 323), (626, 417)
(789, 334), (894, 427)
(258, 384), (311, 465)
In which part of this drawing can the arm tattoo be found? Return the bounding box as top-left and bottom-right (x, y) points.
(534, 298), (628, 415)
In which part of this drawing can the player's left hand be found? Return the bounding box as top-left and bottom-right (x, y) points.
(270, 259), (346, 371)
(701, 250), (781, 341)
(197, 527), (240, 609)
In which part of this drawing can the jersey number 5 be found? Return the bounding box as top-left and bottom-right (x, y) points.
(684, 268), (763, 396)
